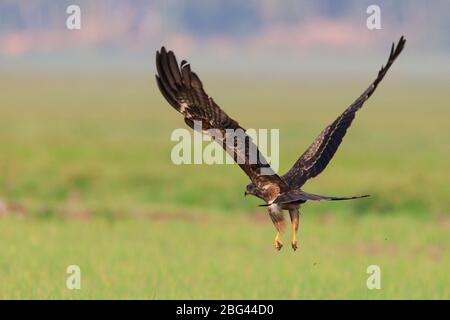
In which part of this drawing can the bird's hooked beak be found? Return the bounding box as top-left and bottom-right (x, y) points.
(244, 191), (248, 197)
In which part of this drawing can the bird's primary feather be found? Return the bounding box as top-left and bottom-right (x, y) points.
(282, 36), (406, 189)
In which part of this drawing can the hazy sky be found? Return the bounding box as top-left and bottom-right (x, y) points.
(1, 1), (449, 77)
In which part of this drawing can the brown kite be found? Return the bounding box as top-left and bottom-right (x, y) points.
(156, 36), (406, 251)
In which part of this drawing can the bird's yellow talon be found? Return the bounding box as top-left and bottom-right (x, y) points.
(275, 241), (283, 251)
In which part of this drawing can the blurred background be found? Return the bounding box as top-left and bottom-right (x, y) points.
(1, 0), (450, 75)
(0, 0), (449, 299)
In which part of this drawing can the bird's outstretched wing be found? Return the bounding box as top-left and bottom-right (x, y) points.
(156, 47), (287, 198)
(282, 36), (406, 189)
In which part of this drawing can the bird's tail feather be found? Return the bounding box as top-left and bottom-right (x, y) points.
(259, 190), (369, 206)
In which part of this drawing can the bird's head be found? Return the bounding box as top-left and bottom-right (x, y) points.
(244, 183), (263, 199)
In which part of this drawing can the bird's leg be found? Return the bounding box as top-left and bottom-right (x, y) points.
(289, 208), (300, 251)
(268, 205), (284, 251)
(274, 222), (284, 251)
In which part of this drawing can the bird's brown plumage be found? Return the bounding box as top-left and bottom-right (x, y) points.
(155, 36), (406, 206)
(156, 37), (406, 250)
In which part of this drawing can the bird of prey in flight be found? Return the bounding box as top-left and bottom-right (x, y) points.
(155, 36), (406, 251)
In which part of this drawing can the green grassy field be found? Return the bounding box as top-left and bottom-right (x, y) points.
(1, 214), (449, 299)
(0, 73), (449, 299)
